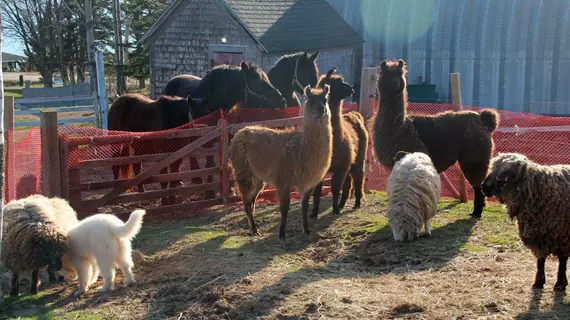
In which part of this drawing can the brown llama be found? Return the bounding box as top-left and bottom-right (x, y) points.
(229, 85), (333, 240)
(339, 110), (369, 210)
(310, 68), (363, 219)
(372, 59), (500, 217)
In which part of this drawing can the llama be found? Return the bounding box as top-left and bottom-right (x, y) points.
(310, 68), (358, 219)
(372, 59), (499, 217)
(229, 85), (333, 240)
(339, 110), (369, 211)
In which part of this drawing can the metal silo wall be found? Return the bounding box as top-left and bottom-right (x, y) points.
(327, 0), (570, 115)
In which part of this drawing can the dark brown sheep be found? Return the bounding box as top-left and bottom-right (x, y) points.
(311, 68), (360, 219)
(372, 59), (500, 217)
(482, 153), (570, 290)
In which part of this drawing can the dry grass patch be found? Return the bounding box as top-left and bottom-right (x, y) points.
(2, 191), (570, 319)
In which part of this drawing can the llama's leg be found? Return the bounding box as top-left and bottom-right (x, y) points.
(555, 255), (569, 291)
(48, 265), (57, 283)
(331, 168), (350, 215)
(301, 187), (314, 236)
(351, 165), (365, 209)
(310, 181), (323, 220)
(169, 159), (184, 188)
(339, 174), (353, 210)
(159, 166), (172, 206)
(134, 163), (145, 193)
(458, 161), (487, 217)
(30, 269), (40, 294)
(533, 257), (547, 289)
(277, 187), (291, 241)
(243, 178), (264, 236)
(10, 272), (19, 297)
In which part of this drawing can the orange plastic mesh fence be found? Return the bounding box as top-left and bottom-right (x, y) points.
(4, 101), (570, 219)
(4, 128), (42, 203)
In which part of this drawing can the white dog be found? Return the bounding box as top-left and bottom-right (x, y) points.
(63, 209), (145, 297)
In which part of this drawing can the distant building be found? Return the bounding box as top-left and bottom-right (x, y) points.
(140, 0), (363, 99)
(2, 52), (26, 72)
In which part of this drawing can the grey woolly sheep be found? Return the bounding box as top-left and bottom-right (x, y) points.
(1, 194), (78, 296)
(386, 152), (441, 241)
(482, 153), (570, 291)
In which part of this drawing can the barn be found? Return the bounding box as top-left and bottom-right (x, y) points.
(140, 0), (363, 100)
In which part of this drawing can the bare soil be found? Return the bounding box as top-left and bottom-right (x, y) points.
(1, 192), (570, 320)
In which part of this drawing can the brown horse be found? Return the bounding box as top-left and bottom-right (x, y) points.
(108, 93), (193, 203)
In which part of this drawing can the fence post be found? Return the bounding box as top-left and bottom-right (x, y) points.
(219, 119), (231, 201)
(96, 51), (109, 130)
(358, 67), (378, 119)
(3, 96), (14, 201)
(450, 73), (468, 203)
(40, 111), (62, 197)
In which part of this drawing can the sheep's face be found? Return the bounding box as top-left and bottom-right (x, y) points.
(482, 153), (529, 201)
(48, 252), (63, 272)
(58, 254), (78, 279)
(391, 223), (421, 242)
(378, 59), (407, 97)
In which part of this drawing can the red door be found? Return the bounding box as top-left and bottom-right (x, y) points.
(210, 52), (244, 68)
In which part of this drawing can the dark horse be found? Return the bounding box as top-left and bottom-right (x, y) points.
(164, 61), (287, 119)
(163, 61), (287, 198)
(267, 51), (319, 107)
(108, 93), (192, 204)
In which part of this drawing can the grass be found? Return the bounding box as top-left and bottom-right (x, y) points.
(2, 191), (569, 319)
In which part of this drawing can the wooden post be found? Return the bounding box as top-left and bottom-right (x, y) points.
(219, 119), (230, 200)
(358, 67), (378, 119)
(96, 52), (109, 129)
(40, 111), (62, 197)
(3, 96), (14, 201)
(450, 73), (468, 203)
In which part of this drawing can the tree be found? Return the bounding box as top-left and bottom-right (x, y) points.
(1, 0), (115, 87)
(123, 0), (168, 88)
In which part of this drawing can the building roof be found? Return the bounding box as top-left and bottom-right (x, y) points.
(2, 52), (26, 63)
(140, 0), (363, 53)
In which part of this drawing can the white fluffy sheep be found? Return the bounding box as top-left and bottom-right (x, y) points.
(1, 194), (78, 296)
(386, 152), (441, 241)
(482, 153), (570, 290)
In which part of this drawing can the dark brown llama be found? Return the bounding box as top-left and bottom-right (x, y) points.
(229, 85), (333, 240)
(372, 59), (500, 217)
(310, 68), (360, 219)
(339, 110), (369, 210)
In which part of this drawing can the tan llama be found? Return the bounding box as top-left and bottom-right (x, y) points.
(229, 85), (333, 240)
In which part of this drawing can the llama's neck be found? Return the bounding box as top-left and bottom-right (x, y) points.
(303, 113), (332, 150)
(378, 91), (407, 126)
(328, 98), (344, 136)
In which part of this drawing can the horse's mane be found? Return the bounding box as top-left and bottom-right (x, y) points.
(268, 52), (313, 77)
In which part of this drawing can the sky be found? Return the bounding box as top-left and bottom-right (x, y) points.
(3, 35), (25, 56)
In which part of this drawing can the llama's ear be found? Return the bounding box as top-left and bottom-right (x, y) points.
(240, 61), (249, 72)
(326, 68), (336, 79)
(304, 85), (312, 97)
(398, 59), (404, 68)
(309, 51), (319, 61)
(323, 84), (330, 96)
(380, 60), (388, 71)
(302, 51), (309, 59)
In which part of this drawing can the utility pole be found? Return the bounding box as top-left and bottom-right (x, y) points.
(112, 0), (125, 95)
(85, 0), (97, 93)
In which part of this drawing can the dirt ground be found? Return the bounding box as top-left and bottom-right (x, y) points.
(1, 192), (570, 320)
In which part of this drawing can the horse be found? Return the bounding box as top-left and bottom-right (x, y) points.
(163, 61), (286, 119)
(267, 51), (320, 107)
(107, 93), (193, 204)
